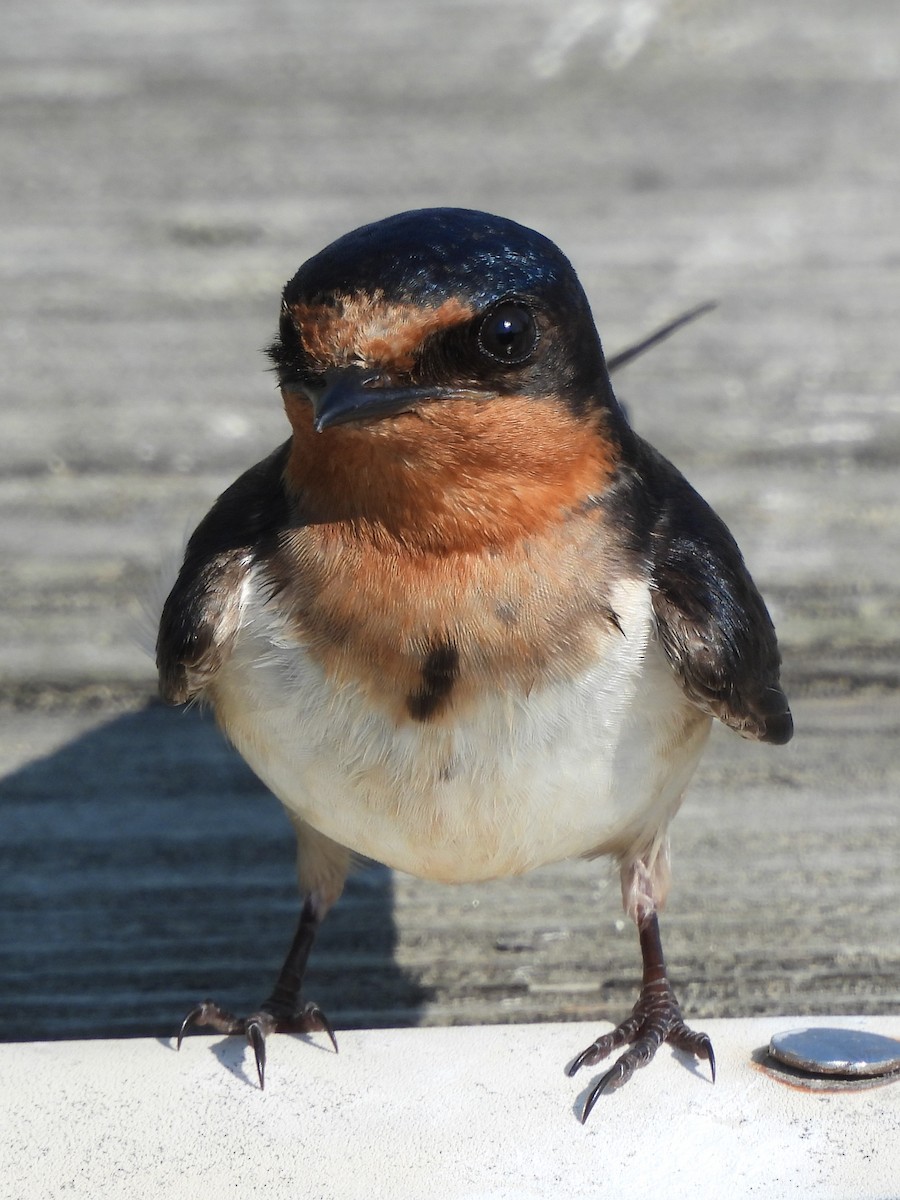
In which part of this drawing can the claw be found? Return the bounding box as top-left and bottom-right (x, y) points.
(581, 1087), (601, 1125)
(575, 1021), (715, 1121)
(567, 1043), (600, 1077)
(174, 987), (336, 1091)
(580, 1052), (639, 1121)
(567, 1018), (636, 1077)
(580, 1062), (625, 1123)
(246, 1020), (268, 1090)
(314, 1005), (339, 1054)
(668, 1023), (717, 1084)
(177, 1003), (208, 1050)
(702, 1036), (716, 1084)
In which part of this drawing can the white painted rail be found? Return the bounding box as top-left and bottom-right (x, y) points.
(5, 1017), (899, 1199)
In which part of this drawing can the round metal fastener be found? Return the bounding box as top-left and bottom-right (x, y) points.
(769, 1027), (900, 1079)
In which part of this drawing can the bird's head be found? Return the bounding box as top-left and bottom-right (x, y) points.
(268, 208), (630, 550)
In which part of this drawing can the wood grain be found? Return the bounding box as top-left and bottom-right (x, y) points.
(1, 0), (898, 1040)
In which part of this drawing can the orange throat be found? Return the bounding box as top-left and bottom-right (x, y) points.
(282, 391), (619, 554)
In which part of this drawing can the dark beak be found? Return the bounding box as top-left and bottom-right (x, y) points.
(292, 366), (460, 433)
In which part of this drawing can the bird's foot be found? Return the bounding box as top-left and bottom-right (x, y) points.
(177, 999), (337, 1089)
(567, 977), (715, 1122)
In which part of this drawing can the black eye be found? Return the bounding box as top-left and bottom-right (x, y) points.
(477, 302), (539, 365)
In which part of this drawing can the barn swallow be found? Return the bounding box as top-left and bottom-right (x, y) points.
(158, 208), (792, 1121)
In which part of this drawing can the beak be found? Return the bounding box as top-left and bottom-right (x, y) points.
(292, 366), (461, 433)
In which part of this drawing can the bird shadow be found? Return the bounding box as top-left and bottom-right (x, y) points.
(0, 701), (428, 1043)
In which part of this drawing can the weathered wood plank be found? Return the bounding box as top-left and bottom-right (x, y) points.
(2, 697), (897, 1039)
(1, 0), (898, 1040)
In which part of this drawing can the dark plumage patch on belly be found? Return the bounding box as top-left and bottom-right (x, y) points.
(407, 641), (460, 721)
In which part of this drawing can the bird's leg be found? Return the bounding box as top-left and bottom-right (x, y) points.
(568, 912), (715, 1122)
(177, 892), (336, 1088)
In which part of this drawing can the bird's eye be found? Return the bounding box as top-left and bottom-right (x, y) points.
(477, 302), (539, 365)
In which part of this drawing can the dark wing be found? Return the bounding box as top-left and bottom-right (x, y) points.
(633, 439), (792, 744)
(157, 442), (291, 704)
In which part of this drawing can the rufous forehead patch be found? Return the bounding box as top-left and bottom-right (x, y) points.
(287, 293), (473, 373)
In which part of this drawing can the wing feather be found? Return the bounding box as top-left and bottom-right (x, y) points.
(631, 439), (792, 744)
(156, 442), (291, 704)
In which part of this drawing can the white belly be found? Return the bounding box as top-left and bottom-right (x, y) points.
(209, 577), (710, 883)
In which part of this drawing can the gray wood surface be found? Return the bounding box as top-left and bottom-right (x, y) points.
(1, 0), (898, 1041)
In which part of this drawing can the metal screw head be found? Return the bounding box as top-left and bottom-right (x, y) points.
(769, 1027), (900, 1079)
